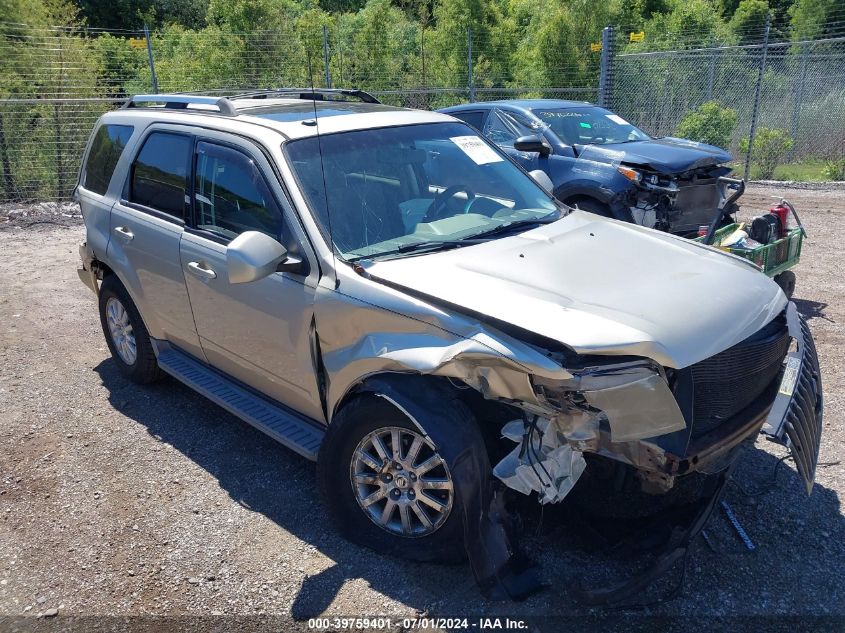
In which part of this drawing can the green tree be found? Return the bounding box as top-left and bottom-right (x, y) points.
(729, 0), (770, 42)
(676, 101), (738, 148)
(740, 128), (794, 178)
(789, 0), (844, 40)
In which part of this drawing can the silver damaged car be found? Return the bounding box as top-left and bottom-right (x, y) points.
(76, 91), (823, 600)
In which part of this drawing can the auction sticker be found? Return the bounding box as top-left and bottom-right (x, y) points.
(605, 113), (630, 125)
(450, 135), (503, 164)
(778, 355), (801, 396)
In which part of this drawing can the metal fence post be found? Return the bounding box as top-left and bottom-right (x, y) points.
(322, 25), (332, 89)
(787, 40), (812, 161)
(744, 13), (771, 181)
(706, 36), (717, 101)
(467, 28), (475, 102)
(598, 26), (614, 108)
(54, 36), (65, 199)
(144, 24), (158, 93)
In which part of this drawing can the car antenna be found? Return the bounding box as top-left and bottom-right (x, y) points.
(307, 51), (339, 288)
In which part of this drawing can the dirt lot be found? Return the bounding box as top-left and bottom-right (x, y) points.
(0, 184), (843, 629)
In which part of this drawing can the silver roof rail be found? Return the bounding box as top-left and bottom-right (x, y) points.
(229, 88), (381, 104)
(123, 94), (238, 117)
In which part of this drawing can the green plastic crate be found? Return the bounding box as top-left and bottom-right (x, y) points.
(694, 223), (803, 277)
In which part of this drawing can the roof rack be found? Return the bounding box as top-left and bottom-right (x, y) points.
(123, 94), (238, 117)
(229, 88), (381, 104)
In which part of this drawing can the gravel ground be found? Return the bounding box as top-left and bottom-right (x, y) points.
(0, 184), (842, 630)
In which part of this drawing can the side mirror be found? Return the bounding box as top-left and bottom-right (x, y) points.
(227, 231), (289, 284)
(513, 135), (552, 156)
(529, 169), (554, 193)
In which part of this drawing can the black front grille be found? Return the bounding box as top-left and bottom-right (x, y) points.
(689, 315), (790, 437)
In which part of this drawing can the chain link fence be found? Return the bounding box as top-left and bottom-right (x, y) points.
(611, 29), (845, 177)
(1, 20), (842, 203)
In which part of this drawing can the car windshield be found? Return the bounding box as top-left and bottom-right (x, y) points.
(534, 106), (650, 146)
(286, 122), (559, 261)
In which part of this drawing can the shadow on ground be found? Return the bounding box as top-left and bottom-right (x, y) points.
(794, 298), (834, 323)
(93, 358), (845, 622)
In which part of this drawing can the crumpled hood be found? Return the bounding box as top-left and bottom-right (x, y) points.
(364, 211), (787, 369)
(579, 138), (732, 173)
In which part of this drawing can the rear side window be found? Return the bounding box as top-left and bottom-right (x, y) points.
(452, 110), (486, 131)
(83, 124), (134, 195)
(129, 132), (192, 219)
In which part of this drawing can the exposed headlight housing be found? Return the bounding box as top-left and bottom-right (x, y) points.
(617, 165), (642, 182)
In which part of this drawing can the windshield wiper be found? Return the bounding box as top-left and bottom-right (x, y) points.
(346, 239), (477, 262)
(464, 215), (558, 241)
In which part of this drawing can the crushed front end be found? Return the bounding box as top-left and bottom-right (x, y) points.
(496, 302), (823, 504)
(625, 165), (739, 235)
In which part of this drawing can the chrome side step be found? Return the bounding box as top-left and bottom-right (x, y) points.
(156, 346), (324, 461)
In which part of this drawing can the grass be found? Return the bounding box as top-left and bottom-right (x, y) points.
(748, 159), (839, 182)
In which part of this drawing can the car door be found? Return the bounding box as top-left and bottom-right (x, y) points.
(482, 109), (544, 173)
(179, 134), (324, 421)
(108, 127), (205, 360)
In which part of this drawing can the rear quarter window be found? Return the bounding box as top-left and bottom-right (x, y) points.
(82, 124), (134, 195)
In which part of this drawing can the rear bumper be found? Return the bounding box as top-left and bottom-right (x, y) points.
(77, 241), (98, 294)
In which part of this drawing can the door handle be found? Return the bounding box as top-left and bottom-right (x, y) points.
(113, 226), (134, 241)
(187, 261), (217, 280)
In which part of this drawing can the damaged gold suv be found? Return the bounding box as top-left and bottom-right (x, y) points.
(76, 92), (823, 599)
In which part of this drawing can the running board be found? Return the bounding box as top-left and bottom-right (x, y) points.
(156, 347), (324, 461)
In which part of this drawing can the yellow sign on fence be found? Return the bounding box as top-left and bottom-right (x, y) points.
(590, 42), (602, 52)
(629, 31), (645, 42)
(128, 38), (147, 50)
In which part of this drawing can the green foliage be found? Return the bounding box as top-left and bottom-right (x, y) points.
(676, 101), (738, 148)
(740, 128), (794, 179)
(822, 158), (845, 181)
(730, 0), (770, 42)
(76, 0), (209, 31)
(788, 0), (841, 40)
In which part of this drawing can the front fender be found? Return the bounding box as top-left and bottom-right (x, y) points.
(314, 268), (572, 421)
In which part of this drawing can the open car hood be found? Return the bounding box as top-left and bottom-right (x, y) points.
(577, 138), (732, 174)
(364, 211), (786, 369)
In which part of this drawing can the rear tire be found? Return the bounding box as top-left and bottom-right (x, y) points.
(318, 394), (472, 563)
(774, 270), (796, 299)
(98, 275), (164, 384)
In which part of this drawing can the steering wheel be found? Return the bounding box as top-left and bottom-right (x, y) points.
(423, 185), (476, 223)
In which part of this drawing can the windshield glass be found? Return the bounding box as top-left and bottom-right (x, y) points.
(534, 107), (650, 146)
(286, 122), (559, 260)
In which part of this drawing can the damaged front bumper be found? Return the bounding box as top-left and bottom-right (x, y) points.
(499, 302), (823, 500)
(761, 302), (824, 493)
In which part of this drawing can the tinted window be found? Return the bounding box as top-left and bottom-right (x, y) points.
(83, 124), (133, 195)
(130, 132), (191, 218)
(194, 141), (282, 240)
(452, 110), (486, 131)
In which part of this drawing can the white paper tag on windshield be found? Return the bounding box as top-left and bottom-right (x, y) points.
(450, 135), (503, 165)
(605, 113), (629, 125)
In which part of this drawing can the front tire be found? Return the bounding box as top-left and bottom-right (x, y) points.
(317, 394), (469, 562)
(98, 275), (163, 384)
